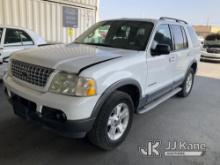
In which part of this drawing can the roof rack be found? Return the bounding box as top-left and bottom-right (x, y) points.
(159, 17), (188, 24)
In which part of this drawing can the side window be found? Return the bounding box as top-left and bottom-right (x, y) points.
(4, 29), (33, 46)
(187, 26), (200, 47)
(151, 24), (173, 51)
(4, 29), (22, 45)
(20, 31), (34, 45)
(181, 27), (188, 48)
(171, 25), (185, 50)
(0, 28), (3, 42)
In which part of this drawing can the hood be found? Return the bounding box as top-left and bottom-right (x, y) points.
(11, 44), (136, 73)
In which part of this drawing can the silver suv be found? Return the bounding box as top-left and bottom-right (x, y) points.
(4, 17), (201, 150)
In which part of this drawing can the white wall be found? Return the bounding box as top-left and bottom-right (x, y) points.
(0, 0), (98, 43)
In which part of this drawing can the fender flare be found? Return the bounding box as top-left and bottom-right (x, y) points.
(186, 59), (198, 75)
(91, 78), (142, 118)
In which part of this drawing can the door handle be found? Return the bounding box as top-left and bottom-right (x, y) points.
(169, 57), (176, 62)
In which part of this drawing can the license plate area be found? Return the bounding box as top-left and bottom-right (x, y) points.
(12, 95), (37, 119)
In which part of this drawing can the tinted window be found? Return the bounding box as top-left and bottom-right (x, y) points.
(84, 24), (110, 44)
(20, 31), (34, 45)
(4, 29), (33, 45)
(0, 28), (3, 41)
(187, 26), (200, 47)
(75, 21), (154, 51)
(171, 25), (185, 50)
(181, 27), (188, 48)
(152, 24), (173, 51)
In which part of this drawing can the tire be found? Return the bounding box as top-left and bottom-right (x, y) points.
(177, 68), (195, 97)
(88, 91), (134, 150)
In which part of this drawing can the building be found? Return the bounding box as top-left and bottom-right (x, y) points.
(194, 25), (220, 38)
(0, 0), (99, 43)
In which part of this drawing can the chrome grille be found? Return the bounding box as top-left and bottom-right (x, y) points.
(11, 60), (54, 87)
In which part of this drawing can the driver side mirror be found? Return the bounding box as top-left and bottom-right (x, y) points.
(151, 44), (171, 56)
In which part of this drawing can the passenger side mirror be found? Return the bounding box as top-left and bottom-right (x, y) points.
(151, 44), (171, 56)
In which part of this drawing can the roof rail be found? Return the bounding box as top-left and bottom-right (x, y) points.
(159, 17), (188, 24)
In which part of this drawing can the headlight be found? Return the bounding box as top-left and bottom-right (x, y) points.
(49, 72), (97, 97)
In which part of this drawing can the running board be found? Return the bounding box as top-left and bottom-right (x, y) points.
(138, 88), (182, 114)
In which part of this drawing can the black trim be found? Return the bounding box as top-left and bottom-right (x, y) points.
(173, 78), (184, 88)
(38, 43), (59, 47)
(138, 79), (184, 110)
(3, 56), (9, 63)
(148, 83), (173, 103)
(138, 83), (173, 109)
(77, 57), (121, 74)
(8, 94), (95, 138)
(91, 79), (142, 118)
(187, 60), (198, 74)
(180, 26), (189, 49)
(168, 24), (175, 51)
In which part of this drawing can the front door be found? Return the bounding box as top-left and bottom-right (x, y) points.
(1, 28), (35, 60)
(146, 24), (176, 100)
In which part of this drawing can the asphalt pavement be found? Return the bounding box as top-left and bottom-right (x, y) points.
(0, 62), (220, 165)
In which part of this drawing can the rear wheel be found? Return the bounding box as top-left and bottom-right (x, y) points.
(177, 68), (195, 97)
(88, 91), (134, 150)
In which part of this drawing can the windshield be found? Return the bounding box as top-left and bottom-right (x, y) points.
(75, 20), (154, 51)
(0, 28), (3, 41)
(204, 34), (220, 46)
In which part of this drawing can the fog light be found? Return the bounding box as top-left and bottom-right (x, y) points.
(56, 112), (67, 122)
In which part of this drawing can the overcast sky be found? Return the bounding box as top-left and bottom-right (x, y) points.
(100, 0), (220, 25)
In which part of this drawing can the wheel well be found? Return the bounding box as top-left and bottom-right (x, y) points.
(117, 85), (140, 110)
(191, 62), (197, 73)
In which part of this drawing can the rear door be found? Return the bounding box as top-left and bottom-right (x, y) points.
(170, 25), (190, 83)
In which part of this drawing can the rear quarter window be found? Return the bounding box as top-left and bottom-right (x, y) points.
(187, 26), (200, 47)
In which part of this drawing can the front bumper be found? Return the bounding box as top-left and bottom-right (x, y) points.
(4, 75), (100, 120)
(9, 93), (95, 138)
(4, 75), (100, 138)
(201, 51), (220, 62)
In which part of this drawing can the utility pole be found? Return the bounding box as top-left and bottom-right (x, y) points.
(206, 17), (210, 26)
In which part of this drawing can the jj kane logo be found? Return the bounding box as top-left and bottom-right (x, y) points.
(139, 140), (206, 157)
(139, 140), (161, 157)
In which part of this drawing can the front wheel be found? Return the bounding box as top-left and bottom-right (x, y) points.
(88, 91), (134, 150)
(177, 68), (195, 97)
